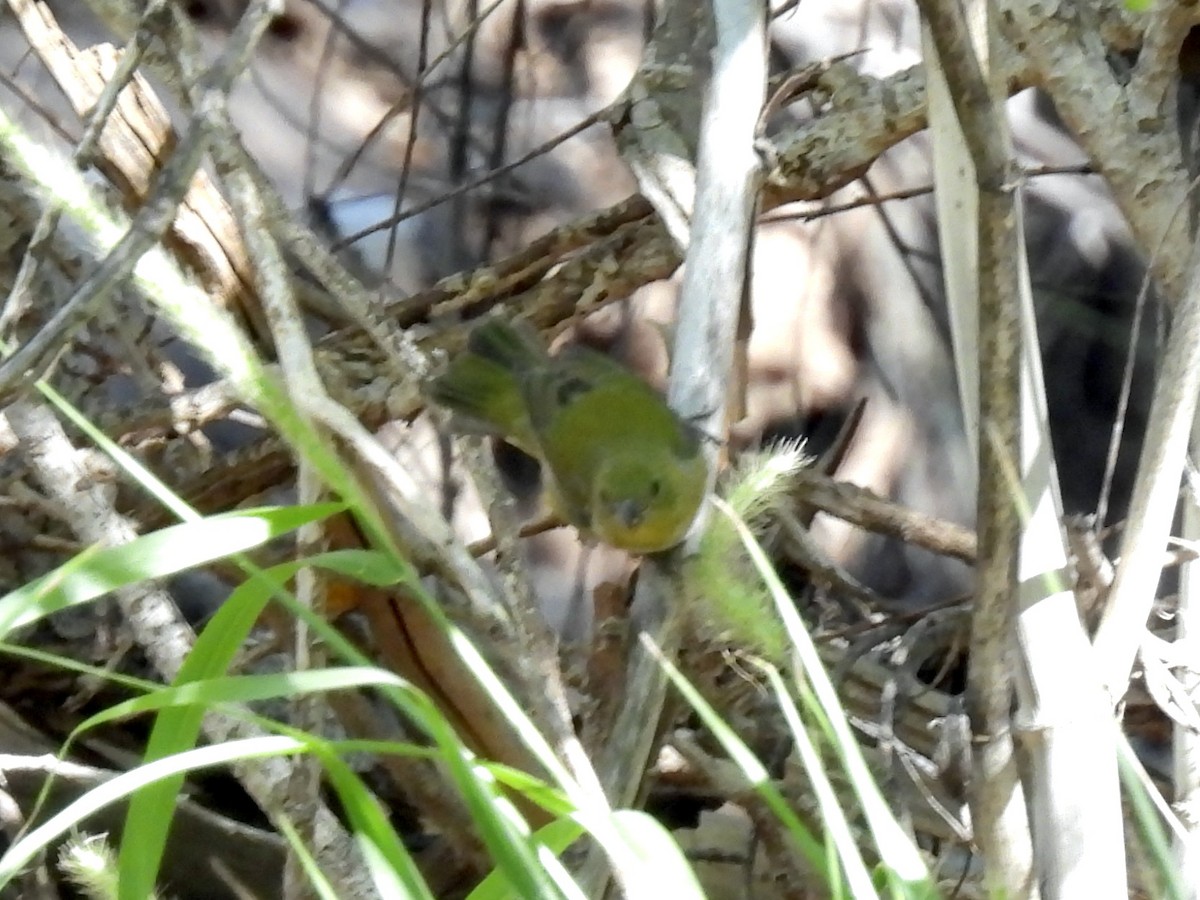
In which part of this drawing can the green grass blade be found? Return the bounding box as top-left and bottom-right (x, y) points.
(712, 498), (934, 891)
(115, 545), (417, 900)
(276, 816), (341, 900)
(761, 665), (878, 897)
(466, 818), (586, 900)
(312, 749), (437, 900)
(1117, 734), (1187, 900)
(0, 504), (342, 638)
(646, 635), (830, 879)
(0, 736), (307, 885)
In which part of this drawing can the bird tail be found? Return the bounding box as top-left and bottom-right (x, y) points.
(425, 319), (546, 439)
(464, 318), (546, 372)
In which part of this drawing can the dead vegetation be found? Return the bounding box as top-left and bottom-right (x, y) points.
(0, 1), (1192, 898)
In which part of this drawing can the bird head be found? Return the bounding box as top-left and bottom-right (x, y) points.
(591, 453), (707, 553)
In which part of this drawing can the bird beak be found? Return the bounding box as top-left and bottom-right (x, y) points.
(613, 499), (645, 529)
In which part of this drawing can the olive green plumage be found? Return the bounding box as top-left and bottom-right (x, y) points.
(427, 319), (708, 553)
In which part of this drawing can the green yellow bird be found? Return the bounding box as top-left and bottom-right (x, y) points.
(427, 319), (709, 553)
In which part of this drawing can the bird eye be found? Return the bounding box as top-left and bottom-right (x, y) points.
(649, 479), (662, 498)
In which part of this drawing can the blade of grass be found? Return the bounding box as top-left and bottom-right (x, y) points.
(643, 634), (830, 879)
(118, 547), (424, 900)
(0, 736), (307, 884)
(311, 749), (438, 900)
(1118, 733), (1188, 900)
(712, 497), (933, 888)
(759, 664), (877, 897)
(467, 818), (586, 900)
(74, 667), (428, 733)
(276, 816), (341, 900)
(0, 504), (342, 637)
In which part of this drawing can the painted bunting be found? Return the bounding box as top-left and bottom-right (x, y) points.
(427, 319), (709, 553)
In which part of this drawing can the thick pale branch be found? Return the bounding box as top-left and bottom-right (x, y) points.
(1001, 0), (1194, 301)
(583, 0), (768, 894)
(917, 0), (1033, 893)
